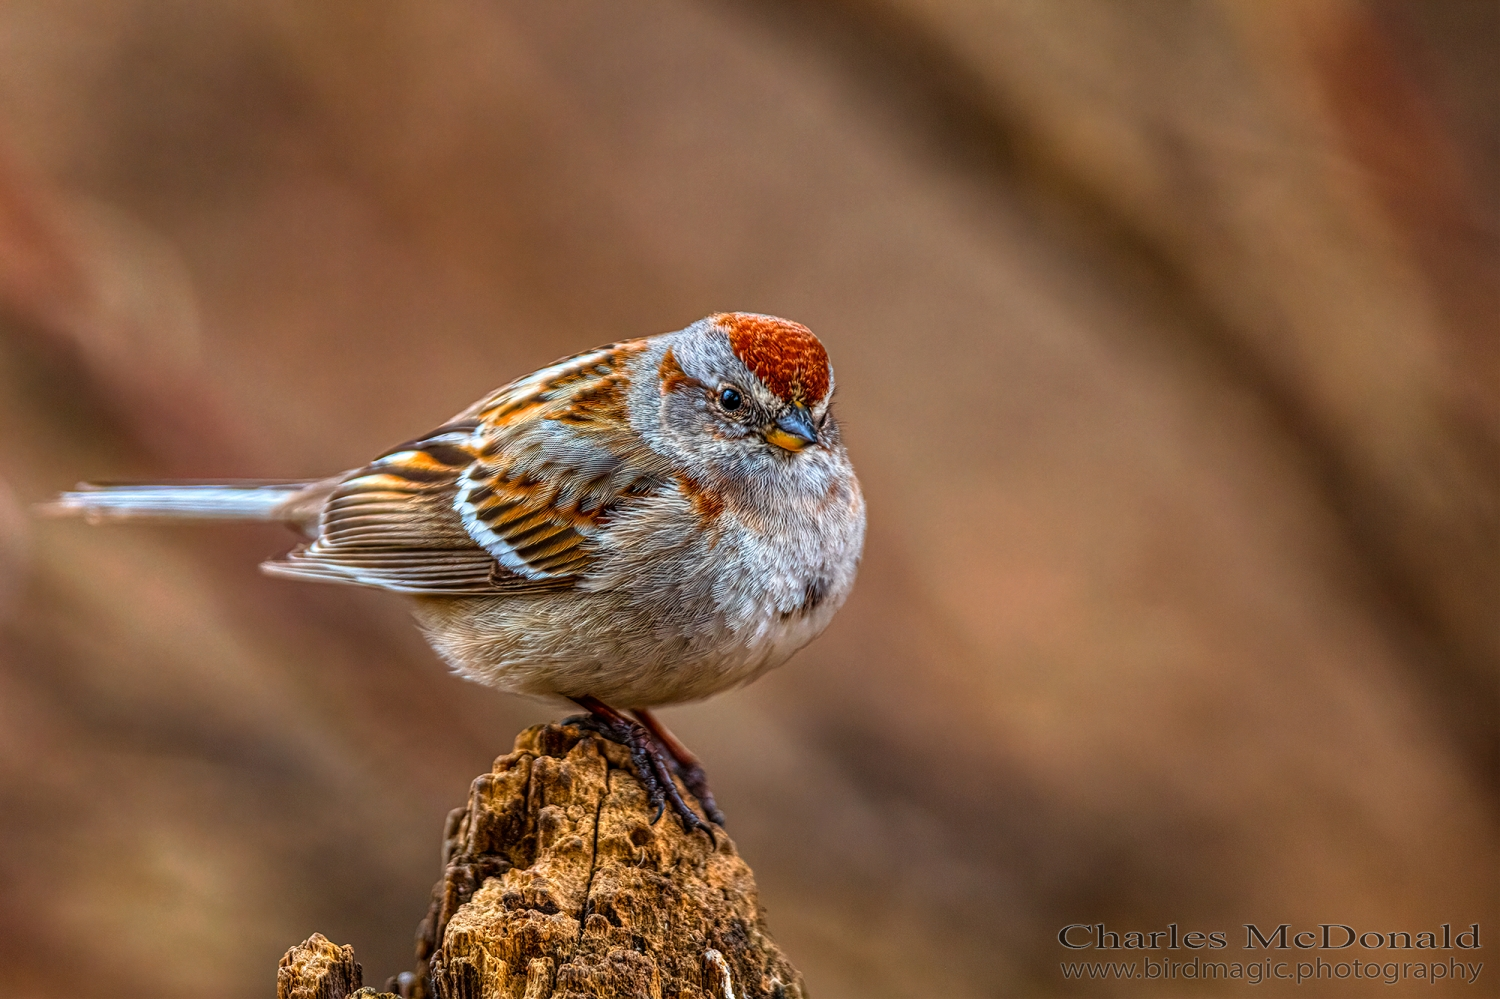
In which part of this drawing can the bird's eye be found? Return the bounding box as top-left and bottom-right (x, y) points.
(718, 386), (743, 411)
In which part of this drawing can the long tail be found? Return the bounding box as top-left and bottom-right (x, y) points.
(43, 481), (326, 533)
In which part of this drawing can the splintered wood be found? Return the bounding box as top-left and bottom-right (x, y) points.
(276, 724), (804, 999)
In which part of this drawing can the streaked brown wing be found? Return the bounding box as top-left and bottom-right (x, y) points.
(262, 339), (665, 595)
(454, 339), (666, 580)
(262, 423), (561, 595)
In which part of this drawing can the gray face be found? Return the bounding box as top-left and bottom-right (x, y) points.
(635, 321), (845, 494)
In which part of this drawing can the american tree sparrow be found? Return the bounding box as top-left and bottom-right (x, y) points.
(50, 313), (866, 833)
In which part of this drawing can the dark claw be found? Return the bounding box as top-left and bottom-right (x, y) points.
(628, 708), (727, 828)
(632, 730), (714, 839)
(674, 761), (726, 827)
(565, 704), (714, 839)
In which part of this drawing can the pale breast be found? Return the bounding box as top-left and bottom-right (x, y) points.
(414, 461), (865, 707)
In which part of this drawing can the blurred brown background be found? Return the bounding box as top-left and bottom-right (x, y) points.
(0, 2), (1495, 996)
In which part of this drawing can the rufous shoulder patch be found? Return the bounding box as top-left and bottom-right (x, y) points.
(713, 312), (830, 405)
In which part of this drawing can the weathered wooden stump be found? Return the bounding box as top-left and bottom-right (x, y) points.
(277, 723), (805, 999)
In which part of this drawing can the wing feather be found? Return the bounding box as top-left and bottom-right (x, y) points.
(261, 423), (528, 594)
(452, 339), (667, 581)
(263, 340), (667, 596)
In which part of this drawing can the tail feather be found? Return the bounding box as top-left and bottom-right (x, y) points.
(43, 482), (315, 524)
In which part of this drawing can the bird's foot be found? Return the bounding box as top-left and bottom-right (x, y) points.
(566, 699), (716, 840)
(666, 759), (725, 828)
(631, 708), (726, 827)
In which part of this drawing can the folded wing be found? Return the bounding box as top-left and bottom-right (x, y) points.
(264, 340), (665, 595)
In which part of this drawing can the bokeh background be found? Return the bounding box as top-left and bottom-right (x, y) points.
(0, 2), (1495, 996)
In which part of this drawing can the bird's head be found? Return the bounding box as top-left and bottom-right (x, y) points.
(646, 312), (844, 486)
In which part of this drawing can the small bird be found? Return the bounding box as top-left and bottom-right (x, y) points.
(49, 313), (866, 834)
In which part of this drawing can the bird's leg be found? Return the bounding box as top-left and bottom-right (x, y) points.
(568, 696), (714, 838)
(630, 709), (725, 827)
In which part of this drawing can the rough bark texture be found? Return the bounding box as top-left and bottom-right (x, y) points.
(276, 724), (803, 999)
(277, 934), (366, 999)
